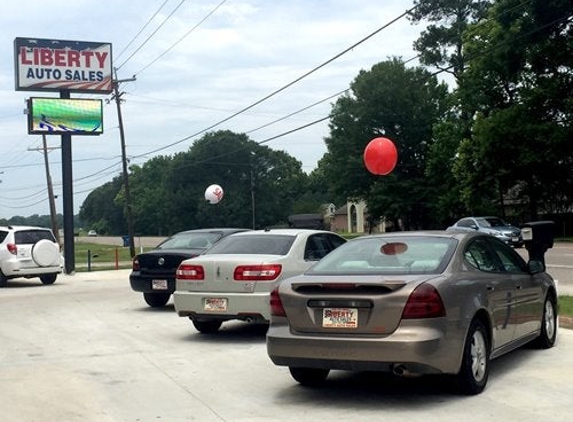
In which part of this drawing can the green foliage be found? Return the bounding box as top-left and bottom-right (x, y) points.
(409, 0), (492, 79)
(68, 0), (573, 234)
(79, 130), (309, 234)
(79, 177), (125, 235)
(560, 296), (573, 318)
(454, 0), (573, 220)
(74, 242), (134, 268)
(322, 58), (449, 229)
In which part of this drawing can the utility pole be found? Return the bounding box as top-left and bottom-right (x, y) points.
(250, 169), (256, 229)
(42, 135), (60, 245)
(112, 70), (137, 258)
(28, 140), (60, 245)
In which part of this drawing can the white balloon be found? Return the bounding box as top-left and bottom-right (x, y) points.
(205, 184), (224, 204)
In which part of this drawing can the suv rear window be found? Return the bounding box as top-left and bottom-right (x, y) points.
(0, 230), (8, 243)
(14, 230), (55, 244)
(206, 235), (295, 255)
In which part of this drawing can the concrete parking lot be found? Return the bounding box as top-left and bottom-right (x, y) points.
(1, 269), (573, 422)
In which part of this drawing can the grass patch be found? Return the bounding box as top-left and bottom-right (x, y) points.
(73, 242), (154, 270)
(560, 295), (573, 318)
(74, 242), (133, 263)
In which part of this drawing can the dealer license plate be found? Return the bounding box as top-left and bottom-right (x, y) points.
(322, 308), (358, 328)
(204, 298), (227, 312)
(152, 279), (168, 290)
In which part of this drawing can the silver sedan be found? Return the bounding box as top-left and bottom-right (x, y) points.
(173, 229), (346, 333)
(266, 230), (557, 395)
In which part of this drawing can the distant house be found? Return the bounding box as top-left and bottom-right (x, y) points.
(331, 200), (386, 234)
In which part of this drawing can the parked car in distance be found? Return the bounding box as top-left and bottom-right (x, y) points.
(267, 231), (557, 395)
(0, 225), (63, 287)
(87, 230), (98, 237)
(129, 228), (250, 307)
(173, 228), (347, 333)
(447, 216), (523, 247)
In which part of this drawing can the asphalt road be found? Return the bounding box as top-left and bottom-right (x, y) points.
(1, 269), (572, 422)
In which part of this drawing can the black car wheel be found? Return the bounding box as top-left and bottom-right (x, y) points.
(192, 319), (222, 334)
(289, 367), (330, 386)
(455, 318), (489, 395)
(532, 294), (557, 349)
(143, 292), (170, 307)
(0, 272), (7, 288)
(40, 273), (57, 285)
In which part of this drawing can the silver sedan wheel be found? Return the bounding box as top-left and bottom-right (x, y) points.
(470, 330), (488, 382)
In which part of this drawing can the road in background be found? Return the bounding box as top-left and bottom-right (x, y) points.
(1, 269), (572, 422)
(77, 237), (573, 295)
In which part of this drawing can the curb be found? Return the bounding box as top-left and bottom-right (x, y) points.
(560, 316), (573, 330)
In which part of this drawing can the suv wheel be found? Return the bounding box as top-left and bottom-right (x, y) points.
(0, 272), (7, 288)
(40, 273), (57, 285)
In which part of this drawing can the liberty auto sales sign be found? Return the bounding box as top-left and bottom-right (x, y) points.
(14, 37), (112, 94)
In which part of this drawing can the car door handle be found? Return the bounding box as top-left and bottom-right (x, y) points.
(487, 285), (495, 291)
(516, 284), (523, 290)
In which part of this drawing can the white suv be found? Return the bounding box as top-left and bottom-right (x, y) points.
(0, 225), (63, 287)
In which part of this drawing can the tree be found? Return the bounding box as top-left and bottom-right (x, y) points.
(409, 0), (492, 80)
(409, 0), (494, 225)
(129, 156), (174, 236)
(322, 58), (449, 230)
(79, 177), (125, 234)
(79, 130), (309, 234)
(455, 0), (573, 219)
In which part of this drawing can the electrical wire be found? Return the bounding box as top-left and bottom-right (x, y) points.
(4, 1), (549, 211)
(132, 4), (420, 159)
(114, 0), (171, 62)
(134, 0), (229, 76)
(115, 0), (188, 71)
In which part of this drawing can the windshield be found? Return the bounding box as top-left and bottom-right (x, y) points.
(308, 236), (457, 275)
(480, 217), (508, 228)
(206, 234), (295, 255)
(157, 232), (223, 249)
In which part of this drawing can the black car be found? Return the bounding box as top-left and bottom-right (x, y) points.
(130, 228), (249, 307)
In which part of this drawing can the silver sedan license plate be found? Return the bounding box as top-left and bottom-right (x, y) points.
(322, 308), (358, 328)
(204, 298), (227, 312)
(152, 279), (168, 290)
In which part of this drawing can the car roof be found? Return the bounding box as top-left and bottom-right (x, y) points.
(459, 216), (503, 220)
(226, 228), (337, 236)
(172, 228), (250, 235)
(0, 225), (53, 231)
(355, 230), (479, 241)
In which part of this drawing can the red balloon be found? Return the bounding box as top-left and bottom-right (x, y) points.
(363, 137), (398, 175)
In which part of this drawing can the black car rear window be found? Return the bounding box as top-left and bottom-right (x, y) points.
(14, 229), (55, 244)
(205, 235), (295, 255)
(157, 232), (224, 249)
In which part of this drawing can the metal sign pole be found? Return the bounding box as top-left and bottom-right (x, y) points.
(60, 90), (75, 274)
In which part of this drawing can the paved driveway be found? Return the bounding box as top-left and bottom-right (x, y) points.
(1, 270), (572, 422)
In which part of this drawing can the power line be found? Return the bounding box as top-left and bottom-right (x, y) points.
(115, 0), (188, 71)
(133, 5), (420, 159)
(156, 8), (571, 176)
(134, 0), (229, 76)
(245, 89), (348, 135)
(114, 0), (171, 62)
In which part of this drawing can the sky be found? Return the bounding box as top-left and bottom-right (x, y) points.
(0, 0), (426, 219)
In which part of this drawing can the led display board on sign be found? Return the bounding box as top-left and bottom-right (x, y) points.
(28, 98), (103, 135)
(14, 37), (112, 93)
